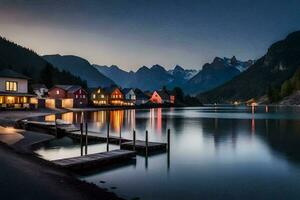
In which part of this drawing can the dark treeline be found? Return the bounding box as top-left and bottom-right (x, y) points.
(0, 36), (87, 89)
(268, 67), (300, 102)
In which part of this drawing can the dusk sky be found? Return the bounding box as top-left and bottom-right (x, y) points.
(0, 0), (300, 70)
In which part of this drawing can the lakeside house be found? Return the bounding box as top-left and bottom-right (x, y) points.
(150, 90), (175, 104)
(134, 88), (149, 105)
(104, 86), (124, 106)
(48, 85), (88, 108)
(122, 88), (136, 106)
(90, 87), (109, 106)
(0, 69), (37, 109)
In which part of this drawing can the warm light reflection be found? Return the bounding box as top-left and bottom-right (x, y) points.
(61, 112), (73, 123)
(156, 108), (162, 134)
(45, 114), (56, 122)
(110, 110), (124, 134)
(251, 117), (255, 134)
(149, 108), (162, 134)
(91, 111), (106, 128)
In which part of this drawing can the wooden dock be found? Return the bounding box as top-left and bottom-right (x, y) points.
(121, 140), (167, 151)
(64, 129), (167, 153)
(52, 149), (136, 170)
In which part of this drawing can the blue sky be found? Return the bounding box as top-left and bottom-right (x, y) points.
(0, 0), (299, 70)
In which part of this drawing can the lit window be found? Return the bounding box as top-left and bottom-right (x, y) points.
(101, 95), (104, 98)
(76, 95), (78, 98)
(5, 81), (17, 92)
(93, 94), (96, 99)
(83, 95), (85, 99)
(56, 90), (60, 95)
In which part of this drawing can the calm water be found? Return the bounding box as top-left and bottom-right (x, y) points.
(35, 106), (300, 200)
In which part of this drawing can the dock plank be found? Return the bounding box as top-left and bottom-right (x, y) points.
(52, 149), (136, 170)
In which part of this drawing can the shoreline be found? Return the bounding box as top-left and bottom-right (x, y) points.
(0, 109), (124, 200)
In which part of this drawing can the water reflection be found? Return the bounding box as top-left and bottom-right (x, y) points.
(34, 107), (300, 200)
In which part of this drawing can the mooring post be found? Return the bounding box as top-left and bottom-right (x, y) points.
(106, 120), (110, 152)
(54, 120), (58, 137)
(167, 129), (170, 152)
(167, 129), (170, 170)
(145, 130), (148, 156)
(80, 123), (83, 156)
(119, 124), (122, 145)
(133, 129), (136, 151)
(85, 122), (88, 155)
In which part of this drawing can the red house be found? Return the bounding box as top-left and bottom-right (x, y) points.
(48, 85), (88, 108)
(104, 86), (124, 106)
(150, 90), (175, 104)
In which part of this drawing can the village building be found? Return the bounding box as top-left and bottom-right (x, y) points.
(90, 87), (109, 106)
(150, 90), (175, 104)
(122, 88), (136, 106)
(104, 86), (124, 106)
(134, 88), (149, 105)
(48, 85), (88, 108)
(0, 69), (37, 109)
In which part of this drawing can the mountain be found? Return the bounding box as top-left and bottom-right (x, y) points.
(134, 65), (174, 91)
(43, 55), (115, 88)
(95, 64), (177, 91)
(167, 65), (198, 88)
(95, 64), (198, 91)
(0, 36), (86, 88)
(198, 31), (300, 103)
(184, 56), (253, 94)
(94, 64), (134, 87)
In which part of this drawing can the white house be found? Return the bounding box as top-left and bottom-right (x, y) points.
(0, 69), (36, 108)
(122, 88), (136, 105)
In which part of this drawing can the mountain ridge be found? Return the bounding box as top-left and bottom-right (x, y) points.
(198, 31), (300, 103)
(43, 54), (115, 88)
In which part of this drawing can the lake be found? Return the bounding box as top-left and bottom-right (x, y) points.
(34, 106), (300, 200)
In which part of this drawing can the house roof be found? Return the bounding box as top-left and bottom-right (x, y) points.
(122, 88), (134, 95)
(156, 90), (170, 100)
(103, 86), (121, 94)
(52, 85), (84, 93)
(0, 69), (31, 79)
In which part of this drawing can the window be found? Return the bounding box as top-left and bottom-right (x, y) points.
(101, 95), (104, 98)
(93, 94), (96, 99)
(56, 90), (60, 95)
(83, 95), (86, 99)
(5, 81), (17, 92)
(76, 95), (78, 99)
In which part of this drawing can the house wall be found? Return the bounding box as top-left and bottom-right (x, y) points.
(0, 77), (28, 93)
(150, 91), (163, 104)
(125, 90), (136, 100)
(91, 88), (109, 105)
(68, 88), (88, 107)
(109, 89), (124, 105)
(48, 87), (67, 99)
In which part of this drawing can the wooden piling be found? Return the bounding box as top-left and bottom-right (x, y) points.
(119, 124), (122, 145)
(145, 130), (148, 156)
(133, 130), (136, 151)
(54, 120), (58, 137)
(106, 121), (110, 152)
(167, 129), (170, 152)
(80, 123), (83, 156)
(85, 122), (88, 155)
